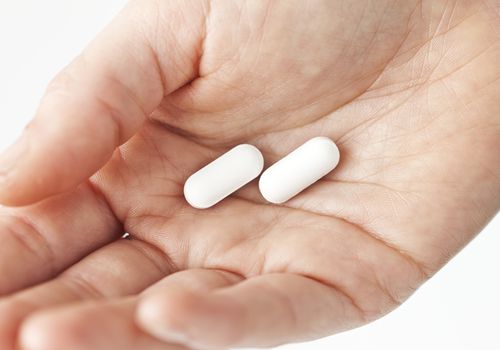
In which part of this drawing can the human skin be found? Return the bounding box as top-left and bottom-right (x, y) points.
(0, 0), (499, 349)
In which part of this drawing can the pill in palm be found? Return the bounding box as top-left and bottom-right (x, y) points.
(184, 144), (264, 209)
(259, 137), (340, 204)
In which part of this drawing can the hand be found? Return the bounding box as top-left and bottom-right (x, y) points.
(0, 1), (499, 349)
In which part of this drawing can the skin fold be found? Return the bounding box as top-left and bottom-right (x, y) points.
(0, 0), (499, 349)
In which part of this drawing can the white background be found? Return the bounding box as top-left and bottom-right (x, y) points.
(0, 1), (498, 349)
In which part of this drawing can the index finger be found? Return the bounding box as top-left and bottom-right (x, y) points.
(0, 0), (206, 206)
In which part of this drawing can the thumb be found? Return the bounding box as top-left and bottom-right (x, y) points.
(0, 1), (205, 206)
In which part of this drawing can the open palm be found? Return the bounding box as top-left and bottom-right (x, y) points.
(0, 1), (499, 349)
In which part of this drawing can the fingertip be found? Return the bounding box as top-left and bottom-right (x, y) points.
(20, 307), (95, 350)
(137, 289), (244, 349)
(0, 129), (75, 207)
(136, 290), (194, 345)
(19, 312), (61, 350)
(0, 107), (115, 207)
(0, 133), (28, 177)
(0, 299), (30, 350)
(0, 179), (46, 208)
(0, 133), (33, 206)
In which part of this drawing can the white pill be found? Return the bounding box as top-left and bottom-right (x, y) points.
(259, 137), (340, 204)
(184, 144), (264, 209)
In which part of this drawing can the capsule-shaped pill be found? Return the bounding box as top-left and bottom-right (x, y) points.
(184, 144), (264, 209)
(259, 137), (340, 204)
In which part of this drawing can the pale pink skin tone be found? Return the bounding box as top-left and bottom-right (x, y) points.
(0, 1), (499, 349)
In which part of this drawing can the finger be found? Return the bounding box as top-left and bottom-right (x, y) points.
(0, 237), (174, 349)
(19, 299), (185, 350)
(0, 0), (206, 206)
(138, 273), (366, 349)
(18, 269), (240, 350)
(0, 181), (120, 295)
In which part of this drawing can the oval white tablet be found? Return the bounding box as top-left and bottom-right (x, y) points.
(184, 144), (264, 209)
(259, 137), (340, 204)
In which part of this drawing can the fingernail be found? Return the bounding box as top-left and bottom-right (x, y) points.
(153, 328), (190, 344)
(149, 328), (212, 350)
(0, 134), (27, 177)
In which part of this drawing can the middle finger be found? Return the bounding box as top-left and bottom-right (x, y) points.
(0, 237), (174, 349)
